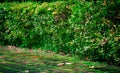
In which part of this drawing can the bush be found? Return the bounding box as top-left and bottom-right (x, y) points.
(0, 0), (62, 3)
(0, 0), (120, 65)
(0, 5), (8, 45)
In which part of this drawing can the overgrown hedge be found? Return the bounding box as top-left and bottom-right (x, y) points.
(0, 1), (120, 65)
(0, 0), (61, 3)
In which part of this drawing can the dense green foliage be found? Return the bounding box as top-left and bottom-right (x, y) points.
(0, 0), (60, 3)
(0, 0), (120, 65)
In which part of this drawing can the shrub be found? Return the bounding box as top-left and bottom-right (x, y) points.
(0, 0), (120, 65)
(0, 5), (8, 45)
(0, 0), (62, 3)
